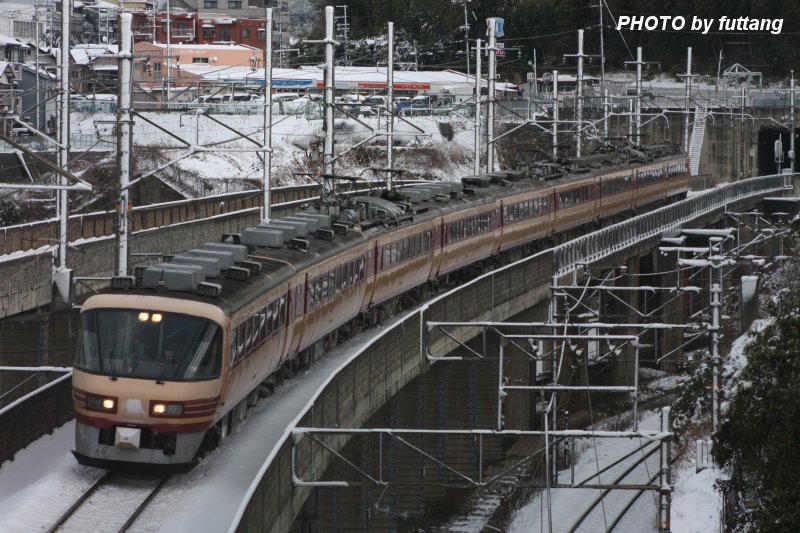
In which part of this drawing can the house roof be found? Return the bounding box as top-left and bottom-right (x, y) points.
(181, 65), (522, 91)
(141, 42), (258, 52)
(0, 34), (29, 48)
(71, 44), (119, 65)
(0, 61), (16, 79)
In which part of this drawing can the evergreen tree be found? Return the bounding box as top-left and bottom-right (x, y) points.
(713, 254), (800, 531)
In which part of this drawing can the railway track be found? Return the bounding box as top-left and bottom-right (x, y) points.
(47, 472), (171, 533)
(567, 442), (662, 532)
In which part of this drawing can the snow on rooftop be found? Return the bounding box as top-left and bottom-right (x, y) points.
(146, 42), (258, 52)
(0, 33), (28, 48)
(70, 44), (118, 65)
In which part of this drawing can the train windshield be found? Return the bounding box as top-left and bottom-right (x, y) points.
(75, 309), (222, 381)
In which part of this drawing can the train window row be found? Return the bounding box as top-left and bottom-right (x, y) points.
(502, 197), (549, 224)
(308, 257), (367, 310)
(638, 168), (663, 187)
(667, 162), (689, 177)
(601, 174), (633, 196)
(230, 296), (287, 367)
(558, 185), (593, 209)
(446, 212), (496, 244)
(381, 231), (433, 270)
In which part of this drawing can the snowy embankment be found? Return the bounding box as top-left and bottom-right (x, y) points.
(507, 319), (770, 533)
(71, 111), (477, 195)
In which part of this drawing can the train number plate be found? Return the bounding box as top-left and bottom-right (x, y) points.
(115, 427), (141, 448)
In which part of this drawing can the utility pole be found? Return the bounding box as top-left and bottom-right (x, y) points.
(262, 7), (273, 222)
(552, 70), (559, 161)
(335, 5), (349, 65)
(58, 0), (70, 271)
(564, 29), (586, 157)
(165, 0), (172, 107)
(658, 406), (672, 533)
(682, 47), (693, 152)
(451, 0), (471, 77)
(709, 236), (723, 434)
(387, 21), (394, 173)
(592, 0), (608, 141)
(625, 47), (644, 147)
(791, 70), (795, 174)
(34, 6), (41, 129)
(474, 38), (481, 174)
(323, 6), (335, 176)
(117, 12), (132, 276)
(635, 47), (642, 146)
(486, 17), (500, 173)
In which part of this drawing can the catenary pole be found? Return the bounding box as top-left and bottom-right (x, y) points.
(474, 38), (481, 175)
(58, 0), (71, 270)
(387, 21), (394, 174)
(262, 7), (273, 221)
(486, 18), (497, 172)
(117, 13), (133, 276)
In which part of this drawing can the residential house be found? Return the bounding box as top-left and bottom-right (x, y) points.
(71, 44), (119, 95)
(19, 64), (57, 131)
(0, 61), (19, 136)
(130, 10), (277, 50)
(0, 34), (29, 76)
(133, 41), (258, 94)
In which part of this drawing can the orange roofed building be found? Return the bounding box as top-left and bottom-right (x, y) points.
(133, 41), (259, 90)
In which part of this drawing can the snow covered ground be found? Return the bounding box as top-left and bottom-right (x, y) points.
(0, 317), (407, 533)
(72, 110), (477, 195)
(505, 319), (769, 533)
(1, 326), (754, 533)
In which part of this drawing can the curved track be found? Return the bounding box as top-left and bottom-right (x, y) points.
(47, 473), (170, 533)
(567, 443), (662, 532)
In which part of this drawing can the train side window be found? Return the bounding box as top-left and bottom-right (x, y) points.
(250, 314), (260, 348)
(260, 308), (268, 338)
(266, 304), (274, 336)
(271, 301), (279, 332)
(229, 328), (238, 366)
(321, 276), (328, 302)
(383, 246), (390, 269)
(308, 280), (315, 309)
(315, 278), (322, 304)
(347, 261), (354, 285)
(244, 319), (252, 355)
(329, 272), (335, 295)
(237, 324), (246, 360)
(358, 257), (365, 280)
(268, 302), (275, 332)
(295, 285), (303, 318)
(279, 297), (287, 327)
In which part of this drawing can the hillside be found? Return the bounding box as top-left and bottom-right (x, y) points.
(300, 0), (800, 80)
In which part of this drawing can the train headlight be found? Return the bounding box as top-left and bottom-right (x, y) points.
(138, 312), (150, 322)
(150, 401), (184, 417)
(86, 395), (118, 413)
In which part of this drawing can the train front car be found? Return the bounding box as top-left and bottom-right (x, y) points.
(72, 294), (227, 469)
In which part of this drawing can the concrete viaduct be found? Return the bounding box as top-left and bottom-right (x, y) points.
(0, 172), (791, 531)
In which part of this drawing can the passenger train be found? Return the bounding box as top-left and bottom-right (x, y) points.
(72, 147), (690, 468)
